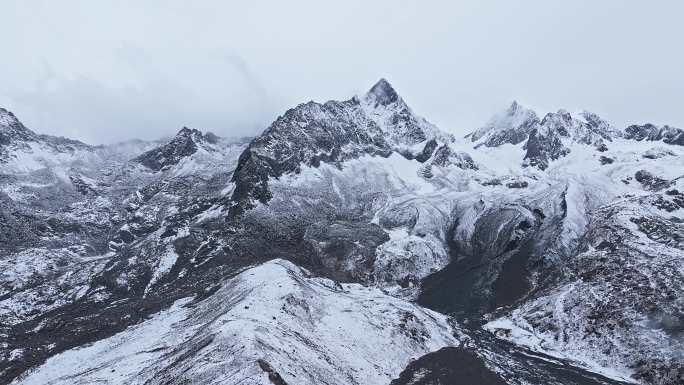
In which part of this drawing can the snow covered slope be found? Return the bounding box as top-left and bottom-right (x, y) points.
(12, 259), (458, 385)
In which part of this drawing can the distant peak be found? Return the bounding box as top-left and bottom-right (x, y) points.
(0, 107), (36, 142)
(134, 127), (206, 171)
(176, 126), (201, 137)
(365, 78), (399, 106)
(0, 107), (21, 127)
(469, 101), (539, 146)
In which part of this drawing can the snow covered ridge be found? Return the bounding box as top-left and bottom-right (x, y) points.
(470, 101), (682, 171)
(11, 259), (459, 385)
(0, 108), (97, 173)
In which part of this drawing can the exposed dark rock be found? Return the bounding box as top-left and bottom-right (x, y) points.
(625, 124), (684, 146)
(481, 178), (502, 186)
(134, 127), (203, 171)
(523, 127), (569, 170)
(634, 170), (671, 191)
(414, 139), (439, 162)
(506, 180), (529, 189)
(599, 156), (615, 165)
(431, 144), (478, 170)
(390, 347), (507, 385)
(366, 78), (399, 107)
(257, 359), (289, 385)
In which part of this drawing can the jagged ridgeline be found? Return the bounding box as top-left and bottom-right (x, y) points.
(1, 80), (683, 385)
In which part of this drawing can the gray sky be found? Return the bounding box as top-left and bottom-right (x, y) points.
(1, 1), (683, 144)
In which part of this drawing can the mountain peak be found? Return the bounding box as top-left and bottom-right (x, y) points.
(0, 107), (37, 144)
(176, 126), (202, 138)
(470, 101), (539, 147)
(508, 100), (521, 113)
(365, 78), (399, 106)
(0, 107), (20, 127)
(0, 107), (27, 132)
(134, 127), (207, 171)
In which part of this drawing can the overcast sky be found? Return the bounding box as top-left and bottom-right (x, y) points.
(1, 1), (683, 144)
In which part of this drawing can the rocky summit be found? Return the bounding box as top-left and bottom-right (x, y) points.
(1, 80), (683, 385)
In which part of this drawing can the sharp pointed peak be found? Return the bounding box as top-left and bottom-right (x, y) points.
(370, 78), (394, 91)
(0, 106), (37, 141)
(365, 78), (399, 106)
(502, 100), (536, 117)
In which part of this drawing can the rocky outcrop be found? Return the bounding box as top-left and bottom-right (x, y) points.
(431, 144), (478, 169)
(625, 124), (684, 146)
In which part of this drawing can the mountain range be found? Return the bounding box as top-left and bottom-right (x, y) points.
(1, 80), (683, 385)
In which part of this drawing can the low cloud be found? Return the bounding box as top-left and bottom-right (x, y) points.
(2, 1), (683, 143)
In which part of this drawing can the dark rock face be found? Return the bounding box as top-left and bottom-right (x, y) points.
(413, 139), (439, 162)
(391, 342), (630, 385)
(630, 215), (683, 249)
(600, 156), (615, 165)
(230, 98), (390, 208)
(625, 124), (684, 146)
(519, 110), (621, 169)
(418, 199), (559, 318)
(257, 359), (289, 385)
(506, 180), (528, 188)
(664, 189), (684, 210)
(134, 127), (202, 170)
(366, 78), (399, 106)
(481, 178), (502, 186)
(635, 170), (671, 191)
(596, 142), (609, 152)
(390, 347), (507, 385)
(625, 123), (662, 141)
(303, 220), (389, 282)
(523, 127), (570, 170)
(662, 126), (684, 145)
(431, 144), (478, 169)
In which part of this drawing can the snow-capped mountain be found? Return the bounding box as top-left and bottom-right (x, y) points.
(469, 101), (539, 148)
(1, 80), (683, 385)
(230, 78), (452, 211)
(0, 107), (97, 174)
